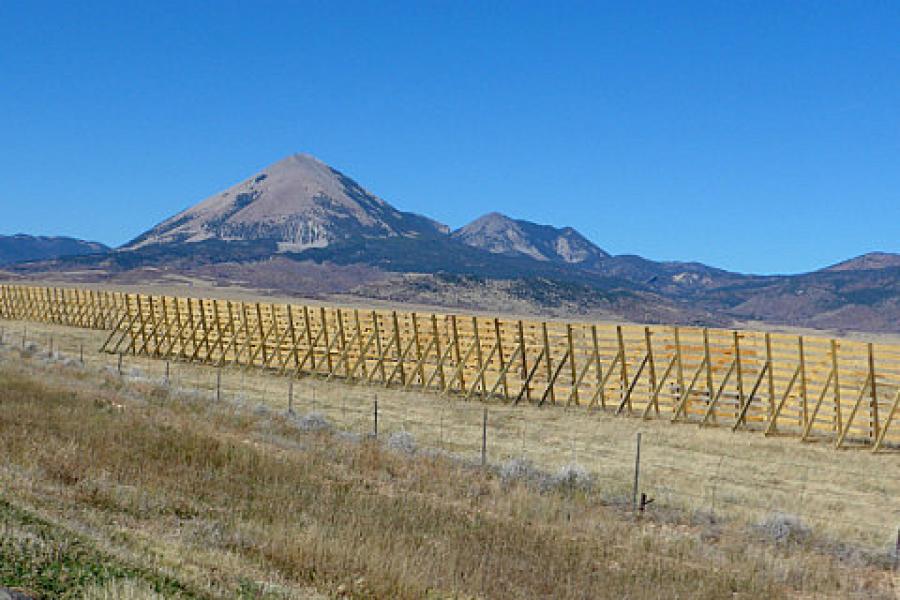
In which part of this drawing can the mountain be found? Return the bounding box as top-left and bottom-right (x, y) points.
(822, 252), (900, 272)
(702, 266), (900, 333)
(124, 153), (448, 252)
(0, 234), (108, 265)
(8, 153), (899, 334)
(452, 212), (610, 266)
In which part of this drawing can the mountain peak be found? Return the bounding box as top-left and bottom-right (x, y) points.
(459, 212), (517, 231)
(453, 213), (609, 266)
(270, 152), (328, 170)
(123, 154), (447, 252)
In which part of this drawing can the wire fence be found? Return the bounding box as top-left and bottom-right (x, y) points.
(1, 321), (899, 555)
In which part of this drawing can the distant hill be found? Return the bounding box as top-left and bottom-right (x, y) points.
(0, 234), (108, 265)
(823, 252), (900, 272)
(9, 153), (899, 333)
(452, 212), (609, 266)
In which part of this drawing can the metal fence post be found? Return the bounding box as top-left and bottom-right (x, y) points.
(481, 407), (488, 466)
(374, 396), (379, 438)
(288, 379), (294, 415)
(632, 432), (642, 513)
(895, 527), (899, 572)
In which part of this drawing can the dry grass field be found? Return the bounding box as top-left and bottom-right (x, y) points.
(1, 318), (899, 598)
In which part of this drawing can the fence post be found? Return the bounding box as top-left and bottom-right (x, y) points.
(894, 527), (899, 572)
(216, 367), (222, 402)
(288, 379), (294, 415)
(164, 360), (170, 385)
(481, 407), (488, 466)
(374, 396), (379, 438)
(22, 326), (26, 349)
(117, 352), (123, 376)
(48, 336), (53, 358)
(632, 432), (642, 513)
(80, 343), (84, 365)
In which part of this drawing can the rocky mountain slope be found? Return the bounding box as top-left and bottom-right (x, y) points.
(124, 153), (448, 252)
(8, 154), (899, 333)
(452, 212), (609, 266)
(0, 234), (108, 265)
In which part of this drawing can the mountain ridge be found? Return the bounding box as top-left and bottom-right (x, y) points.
(0, 234), (109, 265)
(822, 252), (900, 272)
(6, 153), (899, 334)
(452, 212), (610, 266)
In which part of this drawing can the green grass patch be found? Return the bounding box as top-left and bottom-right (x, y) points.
(0, 497), (199, 599)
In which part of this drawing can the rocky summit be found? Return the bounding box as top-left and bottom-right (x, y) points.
(123, 153), (448, 252)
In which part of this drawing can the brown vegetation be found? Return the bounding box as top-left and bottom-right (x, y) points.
(0, 331), (897, 598)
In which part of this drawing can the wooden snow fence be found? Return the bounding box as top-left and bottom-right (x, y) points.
(2, 283), (899, 451)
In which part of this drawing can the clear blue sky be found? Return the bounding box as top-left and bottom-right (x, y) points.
(2, 2), (898, 274)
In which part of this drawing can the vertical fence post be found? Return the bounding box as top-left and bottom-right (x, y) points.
(216, 367), (222, 402)
(894, 527), (899, 572)
(288, 379), (294, 415)
(22, 326), (26, 349)
(48, 335), (53, 358)
(481, 407), (488, 466)
(766, 333), (775, 419)
(164, 360), (170, 386)
(632, 432), (642, 513)
(373, 396), (379, 438)
(831, 339), (842, 434)
(80, 343), (84, 365)
(868, 343), (879, 443)
(117, 352), (123, 376)
(798, 336), (808, 429)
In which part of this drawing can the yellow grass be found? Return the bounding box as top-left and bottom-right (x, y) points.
(2, 318), (898, 554)
(0, 336), (897, 598)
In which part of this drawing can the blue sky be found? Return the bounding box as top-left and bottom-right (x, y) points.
(1, 2), (898, 274)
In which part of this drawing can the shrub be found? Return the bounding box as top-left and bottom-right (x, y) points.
(498, 456), (539, 484)
(387, 431), (416, 454)
(756, 512), (811, 545)
(547, 463), (594, 493)
(294, 412), (331, 432)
